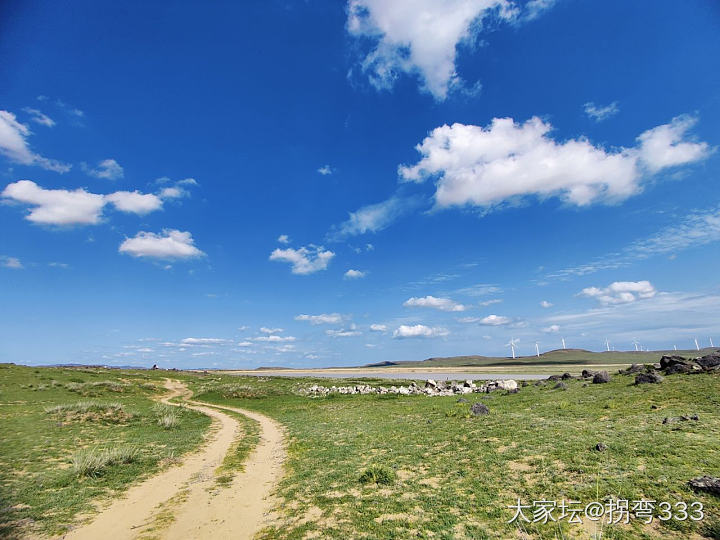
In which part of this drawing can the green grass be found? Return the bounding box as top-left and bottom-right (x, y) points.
(189, 370), (720, 539)
(0, 364), (211, 538)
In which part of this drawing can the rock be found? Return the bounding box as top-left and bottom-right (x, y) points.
(547, 374), (562, 382)
(534, 380), (545, 387)
(595, 443), (608, 452)
(581, 369), (596, 379)
(688, 476), (720, 496)
(651, 405), (658, 409)
(506, 388), (519, 394)
(593, 371), (610, 384)
(470, 402), (489, 416)
(619, 363), (644, 375)
(521, 381), (529, 387)
(425, 379), (437, 389)
(553, 382), (567, 390)
(635, 373), (664, 385)
(663, 415), (699, 424)
(498, 380), (518, 391)
(696, 353), (720, 371)
(561, 372), (573, 380)
(659, 355), (702, 375)
(457, 398), (468, 403)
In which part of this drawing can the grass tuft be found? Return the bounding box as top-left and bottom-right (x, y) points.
(71, 446), (139, 478)
(358, 465), (396, 485)
(153, 403), (180, 429)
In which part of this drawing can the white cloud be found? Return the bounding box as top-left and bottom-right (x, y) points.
(403, 295), (467, 312)
(329, 194), (421, 239)
(159, 186), (186, 199)
(119, 229), (205, 260)
(1, 255), (23, 269)
(580, 280), (657, 306)
(22, 107), (55, 127)
(478, 314), (511, 325)
(455, 283), (502, 296)
(370, 324), (387, 332)
(82, 159), (124, 180)
(105, 191), (163, 215)
(393, 324), (449, 338)
(479, 298), (502, 306)
(583, 101), (619, 122)
(269, 245), (334, 274)
(181, 338), (229, 345)
(252, 335), (297, 342)
(543, 324), (560, 333)
(317, 165), (333, 175)
(295, 313), (344, 325)
(260, 327), (283, 334)
(344, 269), (367, 279)
(540, 300), (553, 308)
(347, 0), (520, 100)
(277, 234), (290, 244)
(2, 180), (105, 225)
(0, 111), (70, 172)
(237, 341), (253, 347)
(399, 115), (710, 210)
(326, 328), (362, 337)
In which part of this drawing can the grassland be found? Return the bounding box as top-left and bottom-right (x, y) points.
(188, 369), (720, 539)
(0, 364), (212, 538)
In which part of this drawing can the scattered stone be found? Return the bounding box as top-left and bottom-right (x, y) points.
(582, 383), (588, 388)
(593, 371), (610, 384)
(581, 369), (596, 379)
(595, 443), (608, 452)
(688, 476), (720, 496)
(561, 372), (574, 380)
(651, 405), (658, 410)
(635, 373), (664, 385)
(506, 388), (519, 394)
(547, 375), (562, 382)
(553, 382), (567, 390)
(619, 363), (644, 375)
(696, 353), (720, 371)
(470, 402), (489, 416)
(534, 380), (545, 387)
(521, 381), (529, 387)
(303, 378), (520, 398)
(456, 398), (468, 403)
(663, 415), (699, 425)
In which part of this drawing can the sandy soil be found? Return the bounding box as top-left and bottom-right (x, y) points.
(61, 379), (285, 540)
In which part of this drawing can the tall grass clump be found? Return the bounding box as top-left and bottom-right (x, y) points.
(153, 403), (180, 429)
(358, 465), (396, 485)
(45, 401), (124, 415)
(71, 447), (139, 478)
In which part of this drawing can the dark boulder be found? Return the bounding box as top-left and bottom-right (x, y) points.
(581, 369), (596, 379)
(470, 402), (489, 416)
(595, 443), (608, 452)
(688, 476), (720, 496)
(696, 353), (720, 371)
(635, 373), (664, 385)
(547, 374), (562, 382)
(593, 371), (610, 384)
(553, 382), (567, 390)
(620, 363), (644, 375)
(561, 372), (574, 380)
(456, 398), (468, 403)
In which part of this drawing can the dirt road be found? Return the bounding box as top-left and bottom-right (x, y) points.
(62, 379), (285, 540)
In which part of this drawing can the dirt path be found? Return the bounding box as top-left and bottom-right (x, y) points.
(62, 379), (285, 540)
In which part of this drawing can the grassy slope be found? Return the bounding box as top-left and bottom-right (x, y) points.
(189, 371), (720, 539)
(365, 348), (719, 369)
(0, 364), (212, 538)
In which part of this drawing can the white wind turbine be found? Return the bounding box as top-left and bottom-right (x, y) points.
(710, 337), (715, 348)
(632, 338), (640, 352)
(506, 338), (520, 359)
(605, 338), (610, 352)
(535, 341), (540, 357)
(694, 338), (700, 351)
(561, 337), (566, 349)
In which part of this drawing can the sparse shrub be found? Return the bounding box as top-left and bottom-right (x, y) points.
(358, 465), (396, 485)
(153, 403), (180, 429)
(71, 446), (139, 477)
(45, 401), (131, 423)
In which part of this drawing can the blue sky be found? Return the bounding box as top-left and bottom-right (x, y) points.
(1, 0), (719, 368)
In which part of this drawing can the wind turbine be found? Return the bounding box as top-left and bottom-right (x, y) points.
(674, 345), (677, 351)
(535, 341), (540, 357)
(605, 338), (610, 352)
(694, 338), (700, 351)
(506, 338), (519, 359)
(561, 337), (566, 349)
(710, 337), (715, 348)
(632, 338), (640, 352)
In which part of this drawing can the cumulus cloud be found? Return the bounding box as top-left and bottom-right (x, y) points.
(543, 324), (560, 333)
(22, 107), (55, 127)
(326, 328), (362, 337)
(399, 115), (710, 210)
(2, 180), (167, 225)
(393, 324), (449, 338)
(0, 110), (70, 172)
(269, 245), (334, 274)
(328, 194), (422, 240)
(105, 191), (163, 215)
(370, 324), (387, 332)
(2, 180), (105, 225)
(540, 300), (553, 308)
(403, 295), (467, 312)
(478, 314), (511, 325)
(260, 327), (283, 334)
(1, 255), (23, 269)
(347, 0), (524, 100)
(119, 229), (205, 260)
(344, 269), (367, 279)
(277, 234), (290, 244)
(82, 159), (124, 180)
(252, 335), (297, 342)
(479, 298), (502, 306)
(317, 165), (333, 175)
(295, 313), (344, 325)
(181, 337), (229, 344)
(580, 280), (657, 306)
(583, 101), (619, 122)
